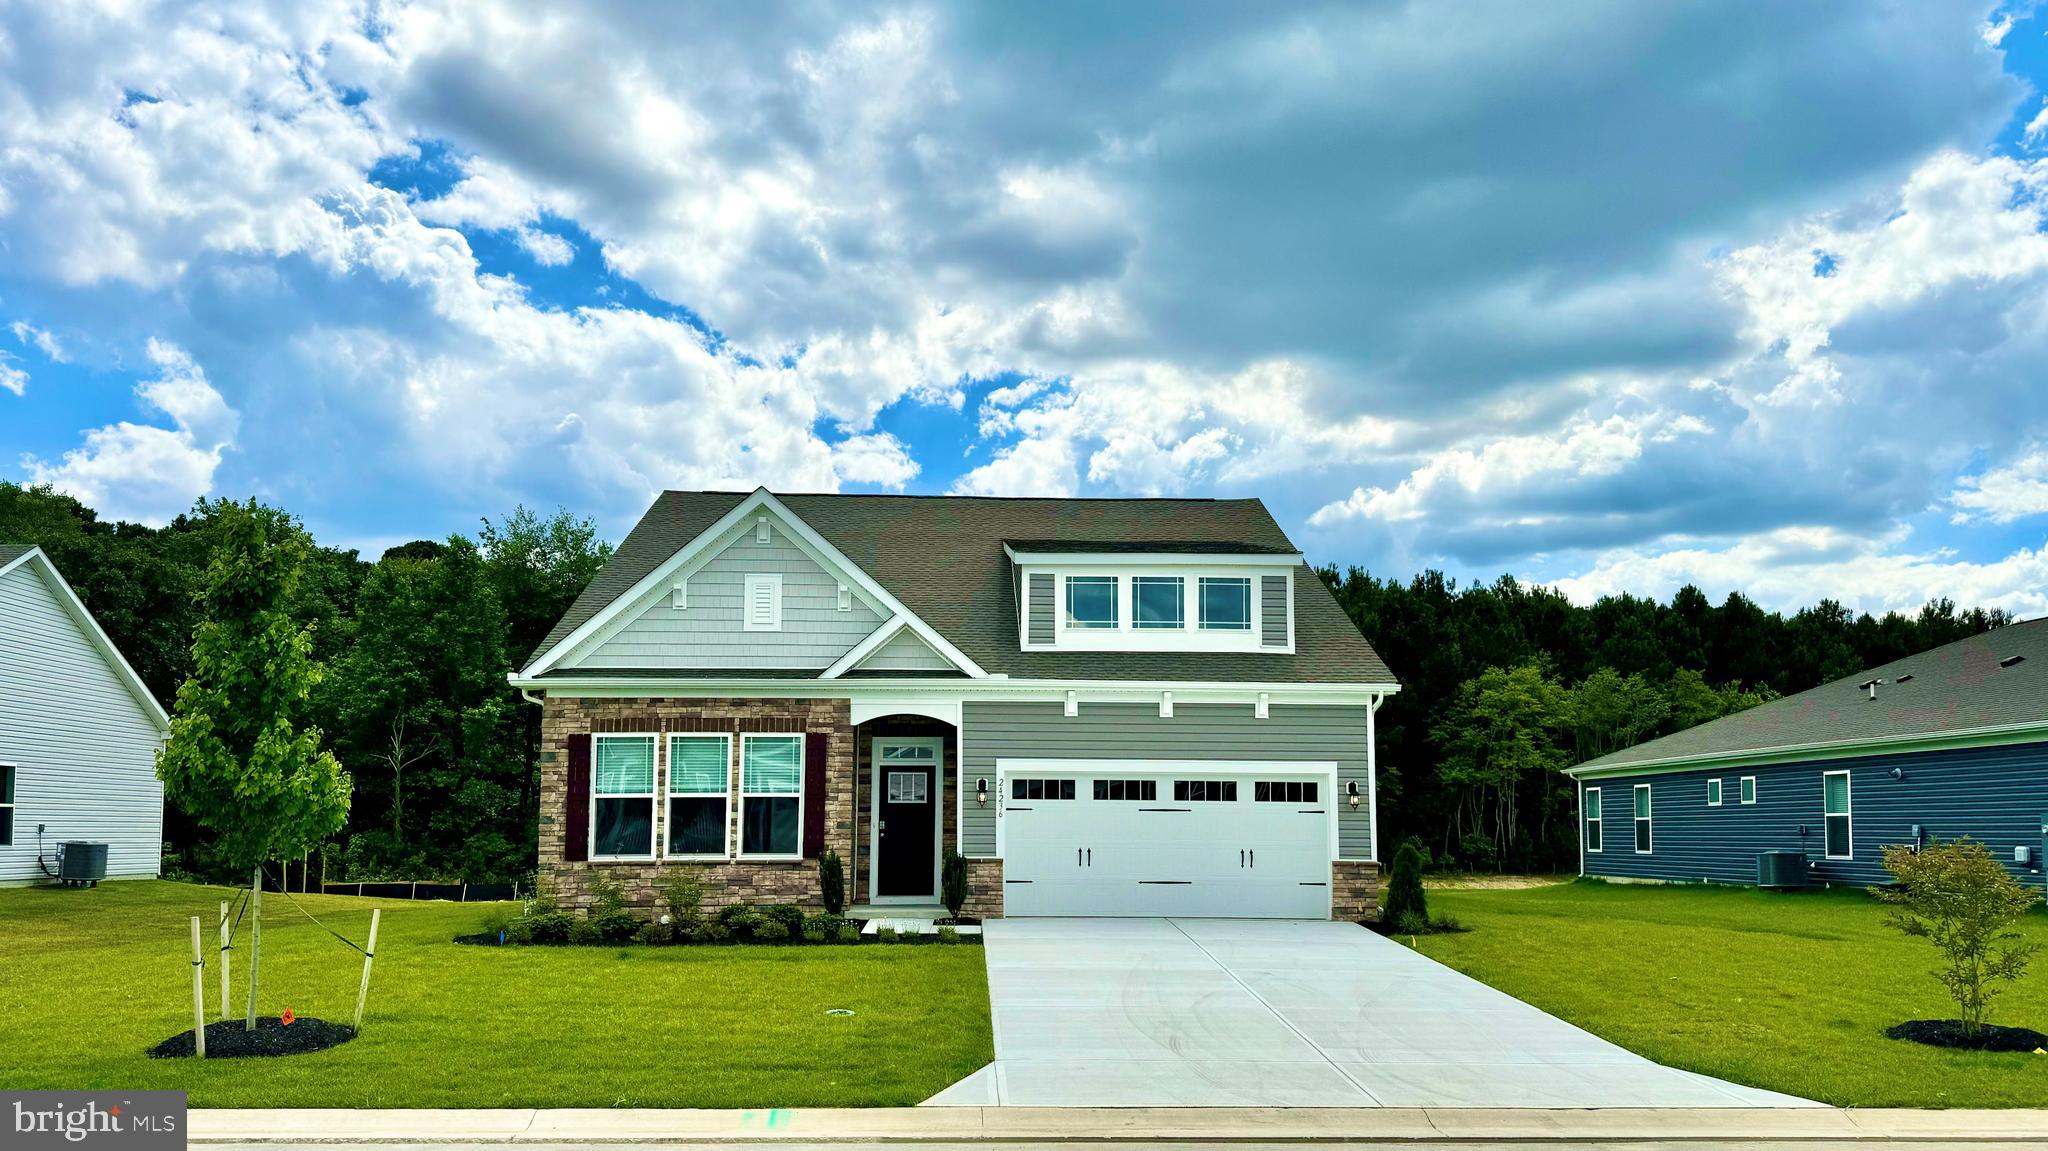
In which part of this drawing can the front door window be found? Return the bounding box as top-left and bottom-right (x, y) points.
(876, 741), (940, 898)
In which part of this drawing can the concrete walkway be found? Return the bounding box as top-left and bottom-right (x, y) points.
(927, 918), (1814, 1108)
(187, 1106), (2048, 1145)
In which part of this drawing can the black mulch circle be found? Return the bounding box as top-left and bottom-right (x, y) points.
(149, 1016), (356, 1059)
(1884, 1019), (2048, 1052)
(935, 916), (981, 927)
(454, 931), (507, 946)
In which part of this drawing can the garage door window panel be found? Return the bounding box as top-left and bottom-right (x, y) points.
(1174, 780), (1238, 802)
(1010, 778), (1075, 801)
(1092, 778), (1157, 801)
(1254, 780), (1317, 803)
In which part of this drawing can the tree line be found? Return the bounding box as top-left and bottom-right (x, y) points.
(1322, 568), (2012, 871)
(2, 481), (2011, 881)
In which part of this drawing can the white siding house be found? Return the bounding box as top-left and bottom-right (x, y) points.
(0, 546), (170, 883)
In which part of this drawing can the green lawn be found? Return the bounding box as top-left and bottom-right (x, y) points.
(0, 880), (991, 1108)
(1415, 880), (2048, 1108)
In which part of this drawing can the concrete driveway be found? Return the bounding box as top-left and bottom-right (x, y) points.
(926, 918), (1815, 1108)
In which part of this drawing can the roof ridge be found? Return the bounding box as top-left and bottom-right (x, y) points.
(669, 489), (1256, 504)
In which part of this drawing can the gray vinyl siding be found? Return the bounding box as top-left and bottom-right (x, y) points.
(856, 629), (955, 672)
(959, 701), (1372, 859)
(1579, 741), (2048, 891)
(0, 560), (165, 882)
(1026, 573), (1054, 645)
(1260, 575), (1287, 647)
(576, 531), (886, 669)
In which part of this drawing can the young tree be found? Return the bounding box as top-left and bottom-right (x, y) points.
(1873, 839), (2042, 1037)
(1435, 664), (1569, 865)
(156, 501), (351, 1029)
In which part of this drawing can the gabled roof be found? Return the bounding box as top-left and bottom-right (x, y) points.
(1569, 617), (2048, 776)
(0, 545), (172, 734)
(524, 490), (1396, 685)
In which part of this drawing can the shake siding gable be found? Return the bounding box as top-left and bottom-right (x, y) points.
(1578, 740), (2048, 890)
(854, 628), (956, 673)
(0, 559), (165, 882)
(574, 532), (885, 670)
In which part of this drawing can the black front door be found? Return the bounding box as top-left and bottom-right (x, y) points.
(877, 757), (936, 897)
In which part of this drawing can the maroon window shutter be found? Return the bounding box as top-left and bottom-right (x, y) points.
(802, 732), (829, 858)
(564, 733), (591, 862)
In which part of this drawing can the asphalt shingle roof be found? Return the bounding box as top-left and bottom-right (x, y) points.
(1572, 616), (2048, 773)
(0, 545), (34, 566)
(527, 491), (1395, 685)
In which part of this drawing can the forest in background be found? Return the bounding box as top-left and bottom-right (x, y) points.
(0, 481), (2011, 880)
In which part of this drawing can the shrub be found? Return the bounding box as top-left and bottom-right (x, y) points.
(818, 849), (846, 916)
(1392, 910), (1429, 936)
(1457, 831), (1498, 872)
(802, 926), (826, 944)
(876, 926), (899, 943)
(591, 908), (641, 943)
(761, 903), (806, 938)
(1874, 837), (2044, 1037)
(753, 920), (791, 943)
(690, 921), (731, 944)
(942, 847), (969, 917)
(1381, 839), (1428, 927)
(503, 918), (535, 945)
(936, 926), (960, 945)
(479, 907), (514, 936)
(836, 924), (862, 944)
(661, 869), (706, 933)
(804, 913), (846, 939)
(635, 919), (675, 945)
(587, 872), (629, 917)
(1428, 913), (1465, 934)
(716, 903), (758, 939)
(523, 909), (574, 945)
(568, 918), (601, 945)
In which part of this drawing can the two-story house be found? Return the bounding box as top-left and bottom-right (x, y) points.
(511, 489), (1399, 919)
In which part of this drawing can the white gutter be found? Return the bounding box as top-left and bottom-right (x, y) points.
(1565, 717), (2048, 780)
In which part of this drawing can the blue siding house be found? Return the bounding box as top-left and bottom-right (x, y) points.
(1567, 620), (2048, 891)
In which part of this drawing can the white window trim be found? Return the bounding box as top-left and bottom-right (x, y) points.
(1584, 785), (1602, 854)
(738, 733), (805, 861)
(1024, 564), (1291, 653)
(1740, 775), (1757, 805)
(1707, 778), (1723, 807)
(590, 733), (658, 862)
(1063, 573), (1120, 630)
(1823, 769), (1853, 860)
(1132, 574), (1186, 631)
(1633, 783), (1652, 855)
(665, 733), (733, 860)
(1196, 575), (1255, 632)
(0, 762), (15, 848)
(743, 573), (784, 632)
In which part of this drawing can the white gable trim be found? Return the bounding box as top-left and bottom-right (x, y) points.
(820, 616), (965, 679)
(1, 547), (171, 734)
(523, 489), (988, 678)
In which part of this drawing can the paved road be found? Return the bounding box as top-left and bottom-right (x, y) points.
(200, 1141), (2044, 1150)
(929, 918), (1813, 1108)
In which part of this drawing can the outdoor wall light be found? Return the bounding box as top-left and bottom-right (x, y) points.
(1347, 781), (1361, 810)
(976, 777), (989, 807)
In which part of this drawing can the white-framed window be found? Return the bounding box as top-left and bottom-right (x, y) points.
(1584, 786), (1602, 853)
(1823, 770), (1852, 859)
(1198, 576), (1253, 630)
(1065, 575), (1118, 629)
(1633, 783), (1652, 854)
(1740, 776), (1756, 805)
(1133, 575), (1185, 629)
(743, 574), (783, 631)
(667, 734), (731, 858)
(740, 734), (804, 858)
(591, 734), (656, 859)
(0, 764), (14, 846)
(1707, 778), (1723, 807)
(886, 772), (929, 803)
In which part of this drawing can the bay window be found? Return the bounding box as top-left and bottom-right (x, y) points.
(740, 734), (803, 857)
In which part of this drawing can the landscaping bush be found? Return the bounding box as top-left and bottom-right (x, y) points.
(1393, 910), (1429, 936)
(936, 926), (960, 945)
(942, 847), (968, 918)
(690, 921), (731, 944)
(1874, 837), (2044, 1041)
(802, 926), (826, 944)
(1428, 913), (1466, 934)
(635, 920), (675, 945)
(818, 849), (845, 916)
(804, 913), (846, 939)
(753, 920), (791, 944)
(661, 869), (706, 934)
(761, 903), (806, 938)
(835, 924), (862, 944)
(588, 872), (629, 915)
(502, 918), (535, 945)
(716, 903), (759, 939)
(522, 909), (574, 944)
(876, 926), (899, 943)
(591, 908), (641, 943)
(1381, 839), (1428, 927)
(568, 918), (601, 945)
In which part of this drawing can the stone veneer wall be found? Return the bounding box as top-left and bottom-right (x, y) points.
(538, 695), (853, 912)
(1331, 859), (1383, 921)
(961, 858), (1004, 919)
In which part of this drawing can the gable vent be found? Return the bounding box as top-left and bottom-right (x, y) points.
(744, 573), (783, 631)
(2001, 654), (2026, 668)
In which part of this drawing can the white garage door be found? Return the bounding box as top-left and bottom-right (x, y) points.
(1000, 764), (1335, 918)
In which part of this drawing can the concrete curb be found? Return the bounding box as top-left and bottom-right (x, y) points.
(187, 1106), (2048, 1143)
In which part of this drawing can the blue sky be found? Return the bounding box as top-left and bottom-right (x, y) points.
(8, 2), (2048, 615)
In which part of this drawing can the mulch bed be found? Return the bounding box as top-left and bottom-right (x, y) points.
(1885, 1019), (2048, 1052)
(149, 1016), (356, 1059)
(935, 916), (981, 927)
(454, 930), (507, 946)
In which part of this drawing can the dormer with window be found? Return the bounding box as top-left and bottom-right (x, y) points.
(1008, 542), (1296, 653)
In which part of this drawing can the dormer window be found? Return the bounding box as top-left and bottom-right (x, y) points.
(1065, 575), (1118, 629)
(1134, 576), (1184, 629)
(1198, 577), (1252, 631)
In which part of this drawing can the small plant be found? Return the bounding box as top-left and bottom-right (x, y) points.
(876, 926), (899, 943)
(1381, 839), (1428, 928)
(661, 869), (706, 933)
(804, 912), (845, 939)
(502, 918), (535, 945)
(635, 919), (675, 945)
(1428, 913), (1466, 933)
(936, 926), (960, 944)
(761, 903), (806, 938)
(690, 921), (730, 944)
(753, 920), (791, 943)
(818, 849), (846, 916)
(591, 908), (641, 943)
(587, 872), (629, 916)
(1873, 838), (2043, 1038)
(835, 924), (862, 944)
(802, 926), (826, 944)
(716, 903), (758, 940)
(1393, 909), (1429, 936)
(568, 918), (601, 945)
(941, 847), (968, 918)
(523, 908), (574, 944)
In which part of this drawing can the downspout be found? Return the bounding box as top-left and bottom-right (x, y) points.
(1367, 692), (1384, 865)
(1575, 775), (1585, 879)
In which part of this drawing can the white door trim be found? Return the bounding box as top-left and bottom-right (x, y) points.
(869, 736), (946, 903)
